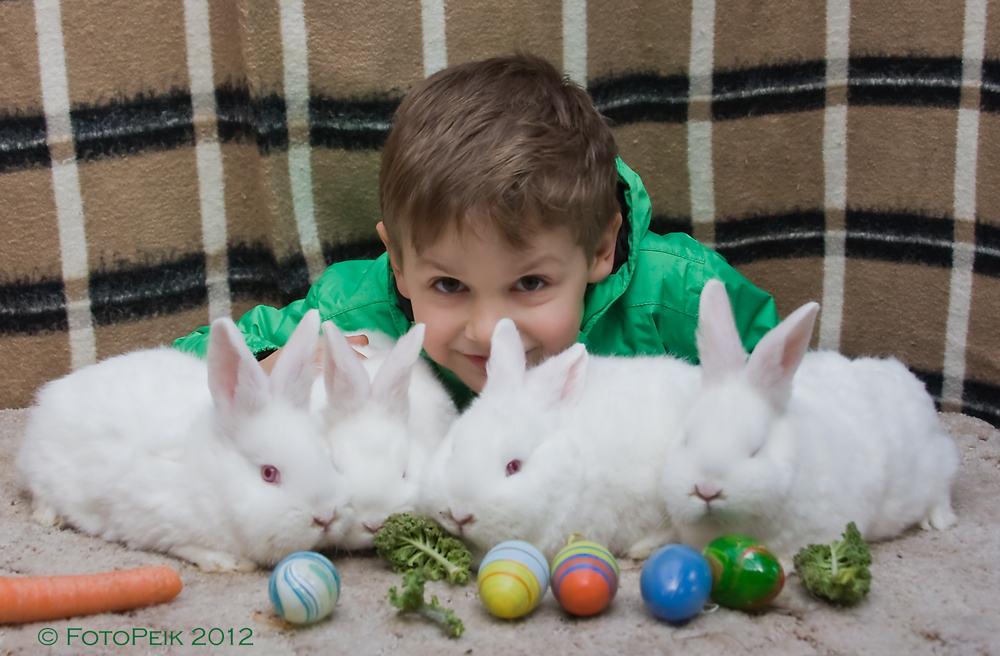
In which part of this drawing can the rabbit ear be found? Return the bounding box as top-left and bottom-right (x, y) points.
(268, 309), (320, 409)
(207, 317), (271, 416)
(370, 323), (425, 422)
(483, 319), (526, 393)
(696, 279), (749, 386)
(743, 301), (820, 411)
(526, 343), (589, 409)
(321, 320), (372, 414)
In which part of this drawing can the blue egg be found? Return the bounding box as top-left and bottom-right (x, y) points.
(268, 552), (341, 624)
(640, 544), (713, 623)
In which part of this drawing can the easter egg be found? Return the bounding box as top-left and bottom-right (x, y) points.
(640, 544), (713, 623)
(702, 535), (784, 610)
(477, 540), (549, 619)
(550, 536), (620, 616)
(268, 551), (341, 624)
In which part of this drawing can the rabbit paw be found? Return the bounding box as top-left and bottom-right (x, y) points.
(920, 503), (957, 531)
(172, 545), (258, 573)
(30, 501), (62, 527)
(626, 529), (678, 560)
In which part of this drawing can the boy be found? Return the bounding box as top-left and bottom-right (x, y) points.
(174, 53), (778, 408)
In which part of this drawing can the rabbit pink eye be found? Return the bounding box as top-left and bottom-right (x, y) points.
(505, 460), (521, 476)
(261, 465), (281, 484)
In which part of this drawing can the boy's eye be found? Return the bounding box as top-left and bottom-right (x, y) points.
(433, 278), (465, 294)
(515, 276), (546, 292)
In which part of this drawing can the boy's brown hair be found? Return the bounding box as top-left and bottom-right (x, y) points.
(379, 53), (619, 260)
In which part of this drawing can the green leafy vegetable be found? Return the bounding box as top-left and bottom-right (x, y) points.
(793, 522), (873, 606)
(373, 512), (473, 585)
(388, 569), (465, 638)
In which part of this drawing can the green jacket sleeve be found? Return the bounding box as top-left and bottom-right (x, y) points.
(172, 255), (405, 359)
(172, 297), (311, 359)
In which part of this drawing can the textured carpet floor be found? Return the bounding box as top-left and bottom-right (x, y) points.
(1, 408), (998, 655)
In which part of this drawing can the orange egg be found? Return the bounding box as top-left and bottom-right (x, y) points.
(550, 537), (619, 616)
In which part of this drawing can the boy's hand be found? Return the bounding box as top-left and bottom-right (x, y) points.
(258, 334), (370, 376)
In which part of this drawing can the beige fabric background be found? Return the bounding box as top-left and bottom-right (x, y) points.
(0, 0), (997, 431)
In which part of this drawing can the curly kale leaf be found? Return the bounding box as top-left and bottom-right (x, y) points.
(793, 522), (873, 606)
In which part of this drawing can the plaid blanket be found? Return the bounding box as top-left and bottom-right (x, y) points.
(1, 0), (997, 429)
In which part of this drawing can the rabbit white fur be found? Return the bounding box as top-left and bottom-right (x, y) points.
(659, 279), (959, 562)
(16, 310), (351, 572)
(419, 318), (700, 562)
(313, 321), (457, 550)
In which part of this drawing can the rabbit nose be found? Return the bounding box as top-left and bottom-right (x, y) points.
(363, 520), (383, 534)
(313, 513), (336, 529)
(694, 484), (722, 502)
(445, 508), (474, 529)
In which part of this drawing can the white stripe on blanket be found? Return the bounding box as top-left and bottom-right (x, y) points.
(34, 0), (96, 369)
(422, 0), (447, 77)
(688, 0), (716, 245)
(184, 0), (232, 321)
(280, 0), (326, 285)
(943, 0), (988, 409)
(819, 0), (850, 352)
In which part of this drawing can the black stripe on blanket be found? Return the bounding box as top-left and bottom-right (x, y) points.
(322, 238), (387, 266)
(912, 369), (944, 409)
(963, 379), (1000, 428)
(72, 89), (195, 161)
(848, 57), (962, 109)
(0, 279), (67, 336)
(228, 243), (310, 307)
(0, 112), (49, 174)
(712, 62), (827, 121)
(588, 73), (688, 125)
(649, 215), (694, 237)
(0, 57), (982, 169)
(309, 95), (398, 151)
(88, 253), (207, 326)
(845, 210), (954, 268)
(974, 223), (1000, 279)
(216, 84), (289, 154)
(981, 60), (1000, 114)
(715, 211), (826, 265)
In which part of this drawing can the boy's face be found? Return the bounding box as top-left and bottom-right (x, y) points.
(378, 216), (619, 393)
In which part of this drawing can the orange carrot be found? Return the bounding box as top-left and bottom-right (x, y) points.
(0, 566), (183, 624)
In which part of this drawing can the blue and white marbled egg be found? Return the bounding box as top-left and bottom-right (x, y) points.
(268, 552), (341, 624)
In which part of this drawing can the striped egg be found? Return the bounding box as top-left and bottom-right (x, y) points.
(702, 535), (784, 610)
(268, 551), (341, 624)
(550, 536), (620, 616)
(477, 540), (549, 619)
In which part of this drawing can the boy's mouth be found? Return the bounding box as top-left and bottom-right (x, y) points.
(464, 354), (488, 371)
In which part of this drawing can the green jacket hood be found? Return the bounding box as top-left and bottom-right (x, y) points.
(581, 158), (652, 331)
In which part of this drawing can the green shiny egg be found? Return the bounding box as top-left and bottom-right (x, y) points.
(702, 535), (784, 610)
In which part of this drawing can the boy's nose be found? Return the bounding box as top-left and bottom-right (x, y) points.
(465, 302), (507, 344)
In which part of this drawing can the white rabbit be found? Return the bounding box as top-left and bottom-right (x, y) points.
(659, 279), (959, 562)
(16, 310), (352, 572)
(314, 321), (456, 550)
(419, 318), (700, 563)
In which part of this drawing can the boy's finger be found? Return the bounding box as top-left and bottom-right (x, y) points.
(345, 334), (369, 359)
(346, 334), (370, 347)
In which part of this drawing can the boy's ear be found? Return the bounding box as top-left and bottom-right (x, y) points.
(588, 212), (622, 283)
(377, 221), (410, 298)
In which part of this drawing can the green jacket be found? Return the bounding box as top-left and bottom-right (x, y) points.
(174, 159), (778, 408)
